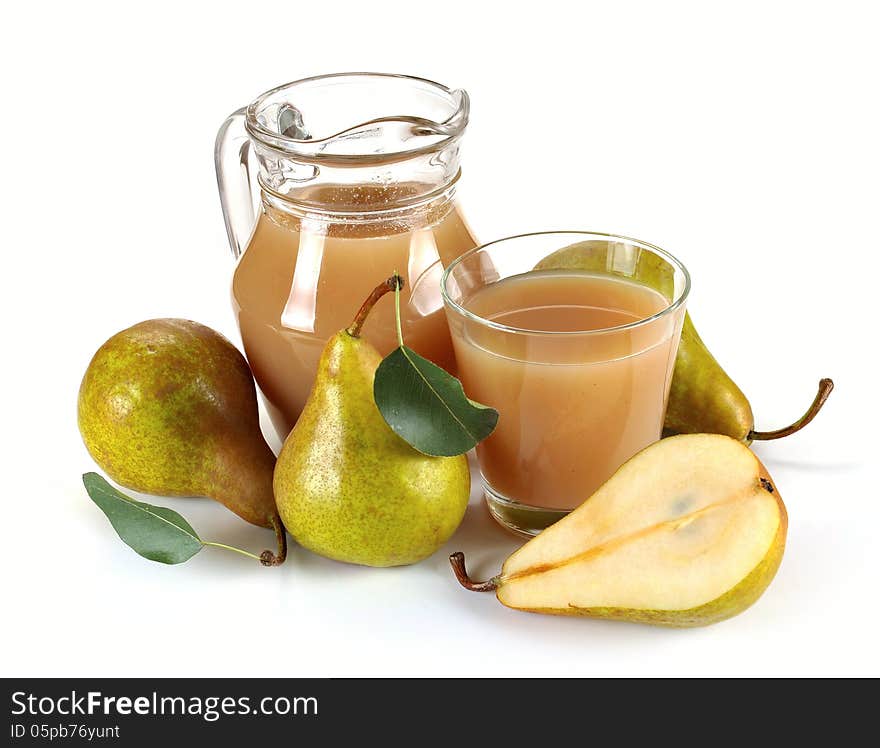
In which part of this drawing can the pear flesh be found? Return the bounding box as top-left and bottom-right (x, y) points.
(274, 277), (470, 568)
(452, 434), (787, 626)
(78, 319), (286, 564)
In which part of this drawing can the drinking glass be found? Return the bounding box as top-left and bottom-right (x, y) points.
(441, 231), (690, 536)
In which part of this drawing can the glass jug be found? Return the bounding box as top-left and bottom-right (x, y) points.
(215, 73), (478, 439)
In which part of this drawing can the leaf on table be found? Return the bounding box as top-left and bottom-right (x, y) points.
(374, 345), (499, 457)
(82, 473), (203, 564)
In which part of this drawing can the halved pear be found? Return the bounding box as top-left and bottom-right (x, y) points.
(451, 434), (787, 627)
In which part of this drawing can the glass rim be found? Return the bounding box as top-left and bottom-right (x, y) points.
(245, 72), (469, 161)
(440, 230), (691, 337)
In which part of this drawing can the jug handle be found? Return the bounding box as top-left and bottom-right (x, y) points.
(214, 108), (259, 259)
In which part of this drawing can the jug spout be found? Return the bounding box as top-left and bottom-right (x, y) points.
(272, 87), (469, 151)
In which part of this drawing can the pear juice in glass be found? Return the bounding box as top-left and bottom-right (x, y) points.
(442, 232), (690, 536)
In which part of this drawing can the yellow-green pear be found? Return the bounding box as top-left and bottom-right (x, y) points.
(534, 241), (832, 443)
(78, 319), (286, 565)
(274, 277), (470, 567)
(451, 434), (787, 627)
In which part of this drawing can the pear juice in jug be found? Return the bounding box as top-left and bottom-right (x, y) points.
(232, 183), (477, 437)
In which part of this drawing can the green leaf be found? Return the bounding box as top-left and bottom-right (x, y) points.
(82, 473), (203, 564)
(373, 345), (499, 456)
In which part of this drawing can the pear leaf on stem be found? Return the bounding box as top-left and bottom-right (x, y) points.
(373, 275), (499, 457)
(82, 473), (271, 566)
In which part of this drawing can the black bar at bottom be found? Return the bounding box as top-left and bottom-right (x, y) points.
(0, 678), (859, 743)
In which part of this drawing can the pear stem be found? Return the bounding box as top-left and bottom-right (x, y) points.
(202, 542), (264, 562)
(259, 515), (288, 567)
(346, 274), (405, 338)
(749, 378), (834, 441)
(200, 515), (287, 566)
(449, 552), (499, 592)
(393, 271), (405, 347)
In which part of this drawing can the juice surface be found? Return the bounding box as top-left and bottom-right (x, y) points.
(233, 184), (477, 437)
(452, 270), (680, 510)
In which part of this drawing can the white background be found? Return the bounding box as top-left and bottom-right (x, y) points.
(2, 1), (877, 677)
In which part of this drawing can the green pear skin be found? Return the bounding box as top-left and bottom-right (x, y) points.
(78, 319), (282, 532)
(274, 299), (470, 568)
(663, 315), (753, 440)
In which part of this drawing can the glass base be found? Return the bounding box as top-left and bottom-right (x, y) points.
(484, 485), (570, 537)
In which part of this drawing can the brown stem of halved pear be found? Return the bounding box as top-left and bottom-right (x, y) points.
(749, 378), (834, 441)
(449, 552), (499, 592)
(259, 515), (288, 566)
(346, 275), (406, 338)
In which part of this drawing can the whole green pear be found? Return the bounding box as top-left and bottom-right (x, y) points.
(78, 319), (286, 564)
(274, 278), (470, 567)
(534, 241), (832, 443)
